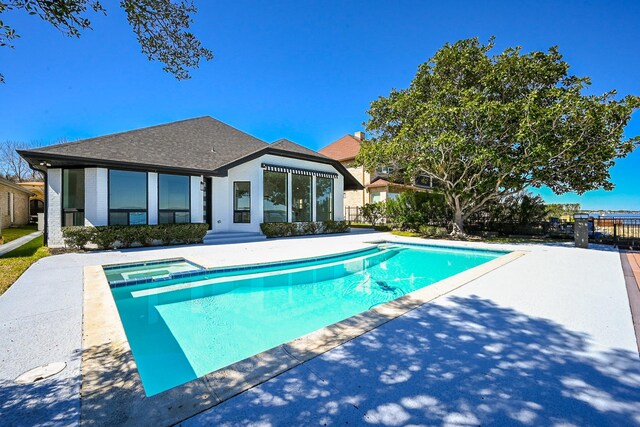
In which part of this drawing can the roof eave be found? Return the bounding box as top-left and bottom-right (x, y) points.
(17, 150), (225, 177)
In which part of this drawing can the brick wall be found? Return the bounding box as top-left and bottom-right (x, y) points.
(47, 169), (63, 247)
(0, 182), (31, 229)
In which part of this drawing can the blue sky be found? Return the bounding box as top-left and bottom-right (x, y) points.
(0, 0), (638, 210)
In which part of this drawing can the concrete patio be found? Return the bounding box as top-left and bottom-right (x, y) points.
(1, 232), (638, 426)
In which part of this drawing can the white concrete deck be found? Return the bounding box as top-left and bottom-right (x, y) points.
(1, 232), (638, 426)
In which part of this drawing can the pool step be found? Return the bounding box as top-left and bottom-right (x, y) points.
(203, 231), (267, 245)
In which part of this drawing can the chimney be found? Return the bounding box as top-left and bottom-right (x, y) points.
(354, 131), (365, 141)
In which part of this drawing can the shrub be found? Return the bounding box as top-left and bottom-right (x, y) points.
(386, 191), (449, 231)
(361, 202), (386, 227)
(62, 223), (208, 250)
(301, 221), (319, 235)
(322, 220), (349, 234)
(61, 226), (94, 250)
(418, 224), (449, 237)
(260, 221), (349, 238)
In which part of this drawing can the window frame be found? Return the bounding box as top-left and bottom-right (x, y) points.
(263, 170), (288, 223)
(108, 169), (149, 226)
(233, 181), (251, 224)
(291, 173), (312, 223)
(315, 176), (334, 222)
(157, 173), (191, 225)
(61, 168), (85, 227)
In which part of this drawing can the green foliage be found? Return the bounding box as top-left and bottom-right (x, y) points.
(385, 191), (450, 231)
(62, 223), (208, 250)
(300, 221), (319, 235)
(358, 37), (640, 233)
(483, 193), (548, 226)
(61, 226), (94, 250)
(361, 202), (386, 227)
(322, 220), (349, 233)
(470, 192), (548, 235)
(0, 0), (213, 83)
(546, 203), (581, 220)
(418, 225), (449, 237)
(260, 221), (349, 238)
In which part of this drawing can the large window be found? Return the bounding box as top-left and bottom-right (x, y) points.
(63, 169), (85, 226)
(315, 177), (334, 222)
(292, 174), (312, 222)
(233, 182), (251, 223)
(109, 170), (147, 225)
(263, 171), (287, 223)
(159, 174), (190, 224)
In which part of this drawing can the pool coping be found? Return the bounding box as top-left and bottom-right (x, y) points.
(80, 247), (527, 426)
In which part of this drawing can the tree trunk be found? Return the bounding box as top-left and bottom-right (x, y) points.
(451, 208), (466, 237)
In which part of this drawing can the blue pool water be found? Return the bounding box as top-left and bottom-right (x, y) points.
(110, 243), (506, 396)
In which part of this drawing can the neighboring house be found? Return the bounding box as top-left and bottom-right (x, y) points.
(18, 116), (362, 247)
(319, 132), (433, 213)
(17, 181), (45, 223)
(0, 177), (33, 230)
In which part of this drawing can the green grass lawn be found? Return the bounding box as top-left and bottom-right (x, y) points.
(391, 230), (423, 238)
(0, 235), (50, 295)
(0, 224), (38, 244)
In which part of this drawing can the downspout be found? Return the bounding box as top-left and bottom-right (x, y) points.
(43, 171), (48, 246)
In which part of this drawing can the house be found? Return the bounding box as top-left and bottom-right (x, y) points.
(319, 132), (433, 216)
(0, 177), (33, 230)
(17, 181), (45, 223)
(18, 116), (362, 247)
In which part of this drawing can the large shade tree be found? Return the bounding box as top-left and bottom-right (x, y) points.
(357, 38), (639, 235)
(0, 0), (213, 82)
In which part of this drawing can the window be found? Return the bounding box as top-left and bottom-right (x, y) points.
(375, 166), (395, 175)
(158, 174), (190, 224)
(233, 182), (251, 223)
(315, 177), (333, 222)
(292, 174), (312, 222)
(263, 171), (287, 223)
(63, 169), (85, 226)
(109, 170), (147, 225)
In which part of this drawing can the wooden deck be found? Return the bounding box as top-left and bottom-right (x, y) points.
(626, 252), (640, 291)
(621, 252), (640, 353)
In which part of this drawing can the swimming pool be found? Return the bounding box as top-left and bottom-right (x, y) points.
(109, 243), (507, 396)
(103, 258), (204, 285)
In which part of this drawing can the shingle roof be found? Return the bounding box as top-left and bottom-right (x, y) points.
(271, 139), (331, 159)
(318, 135), (361, 161)
(18, 116), (364, 190)
(0, 177), (34, 195)
(21, 116), (269, 173)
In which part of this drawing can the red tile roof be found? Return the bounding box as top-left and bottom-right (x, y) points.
(318, 135), (361, 161)
(366, 179), (391, 188)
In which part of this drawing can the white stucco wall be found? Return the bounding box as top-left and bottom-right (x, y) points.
(46, 168), (63, 247)
(147, 172), (158, 225)
(211, 154), (345, 233)
(84, 168), (108, 227)
(190, 176), (204, 224)
(45, 158), (346, 244)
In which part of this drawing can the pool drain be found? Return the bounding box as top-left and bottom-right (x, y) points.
(15, 362), (66, 384)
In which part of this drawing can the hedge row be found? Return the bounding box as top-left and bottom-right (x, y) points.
(62, 223), (209, 250)
(260, 220), (349, 238)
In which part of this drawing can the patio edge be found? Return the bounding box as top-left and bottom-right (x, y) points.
(80, 249), (526, 426)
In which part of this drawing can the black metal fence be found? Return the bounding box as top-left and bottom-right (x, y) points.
(344, 206), (365, 223)
(345, 205), (640, 248)
(588, 216), (640, 247)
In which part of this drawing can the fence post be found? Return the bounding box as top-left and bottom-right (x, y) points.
(574, 214), (589, 249)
